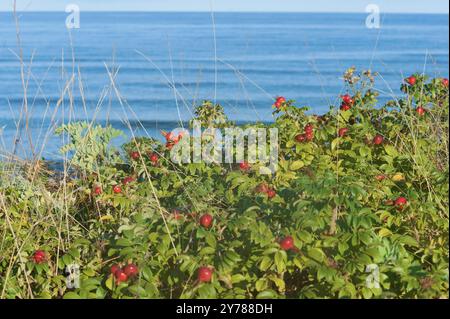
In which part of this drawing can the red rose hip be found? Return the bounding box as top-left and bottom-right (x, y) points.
(280, 236), (295, 251)
(274, 96), (286, 109)
(32, 250), (47, 264)
(172, 210), (183, 220)
(110, 264), (121, 274)
(405, 76), (416, 86)
(114, 269), (128, 283)
(200, 214), (213, 228)
(130, 151), (140, 160)
(341, 94), (354, 106)
(295, 134), (306, 143)
(122, 176), (134, 185)
(123, 263), (139, 277)
(394, 197), (408, 209)
(276, 96), (286, 104)
(305, 131), (314, 141)
(93, 186), (102, 196)
(267, 189), (276, 199)
(338, 128), (348, 137)
(340, 103), (351, 111)
(239, 161), (251, 171)
(416, 106), (426, 116)
(372, 134), (384, 145)
(113, 185), (122, 194)
(304, 124), (314, 134)
(149, 153), (159, 164)
(198, 267), (213, 283)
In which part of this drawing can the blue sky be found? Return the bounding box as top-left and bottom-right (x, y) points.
(1, 0), (448, 13)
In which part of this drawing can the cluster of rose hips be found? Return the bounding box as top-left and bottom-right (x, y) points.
(122, 176), (135, 185)
(295, 123), (314, 143)
(340, 94), (354, 111)
(189, 214), (214, 283)
(93, 178), (137, 196)
(195, 223), (296, 284)
(195, 222), (296, 284)
(92, 151), (162, 197)
(170, 209), (199, 221)
(384, 197), (409, 211)
(110, 263), (139, 284)
(93, 182), (126, 196)
(131, 149), (160, 165)
(171, 210), (214, 228)
(403, 75), (448, 88)
(401, 76), (429, 116)
(92, 184), (123, 196)
(273, 96), (286, 109)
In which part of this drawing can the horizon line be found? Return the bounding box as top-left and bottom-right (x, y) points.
(0, 10), (448, 15)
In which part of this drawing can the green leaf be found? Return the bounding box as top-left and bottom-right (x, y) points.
(205, 233), (217, 248)
(115, 238), (132, 247)
(274, 251), (286, 273)
(63, 292), (82, 299)
(331, 138), (339, 151)
(231, 274), (245, 284)
(397, 235), (419, 247)
(259, 256), (272, 271)
(256, 290), (278, 299)
(308, 248), (325, 263)
(289, 160), (304, 171)
(259, 166), (273, 175)
(105, 276), (114, 290)
(378, 228), (392, 238)
(199, 247), (215, 255)
(362, 287), (373, 299)
(255, 278), (268, 292)
(384, 144), (399, 158)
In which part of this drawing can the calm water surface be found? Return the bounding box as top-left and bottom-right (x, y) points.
(0, 12), (448, 158)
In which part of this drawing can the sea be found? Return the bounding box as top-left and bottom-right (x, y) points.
(0, 12), (448, 159)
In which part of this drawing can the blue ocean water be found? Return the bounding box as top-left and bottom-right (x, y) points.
(0, 12), (448, 159)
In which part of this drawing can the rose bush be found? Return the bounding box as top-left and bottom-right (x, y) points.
(0, 69), (448, 299)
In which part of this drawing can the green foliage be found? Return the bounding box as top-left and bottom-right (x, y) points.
(191, 100), (234, 128)
(0, 71), (448, 299)
(55, 121), (123, 172)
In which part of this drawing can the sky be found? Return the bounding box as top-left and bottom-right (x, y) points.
(0, 0), (448, 13)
